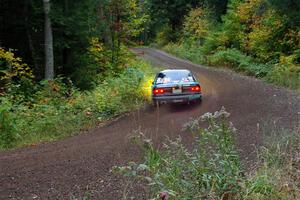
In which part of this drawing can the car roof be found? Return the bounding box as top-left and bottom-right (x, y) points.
(160, 69), (191, 73)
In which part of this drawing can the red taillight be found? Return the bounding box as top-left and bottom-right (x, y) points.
(153, 88), (164, 94)
(190, 85), (201, 92)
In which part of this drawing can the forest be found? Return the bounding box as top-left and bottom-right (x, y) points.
(1, 1), (300, 199)
(159, 0), (300, 90)
(0, 0), (299, 147)
(0, 0), (153, 148)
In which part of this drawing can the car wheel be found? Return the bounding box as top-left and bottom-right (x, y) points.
(194, 97), (202, 104)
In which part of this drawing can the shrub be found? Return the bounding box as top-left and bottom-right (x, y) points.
(156, 25), (174, 47)
(115, 108), (245, 199)
(207, 48), (272, 77)
(161, 0), (300, 92)
(267, 55), (300, 91)
(115, 109), (300, 199)
(0, 48), (34, 94)
(164, 44), (272, 78)
(0, 98), (17, 148)
(163, 43), (205, 64)
(183, 7), (212, 44)
(0, 58), (157, 149)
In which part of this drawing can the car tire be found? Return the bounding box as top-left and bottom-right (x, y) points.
(194, 97), (202, 104)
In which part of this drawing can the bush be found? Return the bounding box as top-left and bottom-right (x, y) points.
(207, 48), (272, 77)
(267, 55), (300, 91)
(0, 99), (17, 148)
(115, 108), (245, 199)
(0, 58), (157, 150)
(160, 0), (300, 92)
(164, 44), (272, 78)
(183, 7), (212, 43)
(115, 108), (300, 199)
(155, 25), (175, 47)
(0, 48), (34, 94)
(163, 43), (205, 64)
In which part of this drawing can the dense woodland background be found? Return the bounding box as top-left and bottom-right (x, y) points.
(162, 0), (300, 90)
(1, 0), (299, 91)
(1, 0), (148, 89)
(1, 1), (299, 199)
(0, 0), (299, 148)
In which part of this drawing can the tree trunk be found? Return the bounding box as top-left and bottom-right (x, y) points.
(43, 0), (54, 80)
(25, 0), (40, 79)
(63, 0), (72, 76)
(98, 4), (112, 48)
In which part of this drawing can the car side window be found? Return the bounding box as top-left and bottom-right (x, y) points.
(182, 73), (195, 82)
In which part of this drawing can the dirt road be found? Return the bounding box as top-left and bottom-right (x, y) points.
(0, 48), (299, 199)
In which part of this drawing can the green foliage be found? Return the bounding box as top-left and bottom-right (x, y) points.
(50, 0), (104, 78)
(0, 58), (157, 150)
(244, 127), (300, 199)
(163, 43), (205, 64)
(1, 0), (148, 84)
(268, 0), (300, 27)
(115, 108), (245, 199)
(71, 37), (111, 90)
(155, 25), (174, 47)
(0, 99), (18, 148)
(99, 0), (149, 66)
(207, 48), (272, 77)
(144, 0), (206, 43)
(183, 7), (212, 43)
(144, 0), (229, 40)
(164, 41), (300, 90)
(202, 0), (229, 21)
(0, 0), (153, 149)
(160, 0), (300, 91)
(267, 55), (300, 91)
(0, 48), (34, 92)
(115, 109), (300, 199)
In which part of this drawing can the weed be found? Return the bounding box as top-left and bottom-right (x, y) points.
(0, 58), (157, 150)
(115, 108), (245, 199)
(115, 108), (300, 199)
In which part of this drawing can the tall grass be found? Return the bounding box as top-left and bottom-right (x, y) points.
(115, 108), (300, 199)
(246, 126), (300, 200)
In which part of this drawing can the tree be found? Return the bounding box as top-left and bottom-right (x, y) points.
(203, 0), (229, 21)
(43, 0), (54, 80)
(183, 7), (212, 43)
(102, 0), (148, 65)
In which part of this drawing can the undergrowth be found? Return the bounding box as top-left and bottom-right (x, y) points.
(0, 58), (157, 149)
(163, 43), (300, 92)
(114, 108), (300, 199)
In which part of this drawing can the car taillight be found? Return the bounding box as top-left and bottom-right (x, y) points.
(190, 85), (201, 92)
(153, 88), (164, 94)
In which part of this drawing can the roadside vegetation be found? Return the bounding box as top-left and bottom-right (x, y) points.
(0, 49), (156, 149)
(115, 108), (300, 199)
(144, 0), (300, 91)
(0, 0), (156, 149)
(2, 0), (299, 150)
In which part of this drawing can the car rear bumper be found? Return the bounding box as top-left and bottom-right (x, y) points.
(153, 93), (202, 103)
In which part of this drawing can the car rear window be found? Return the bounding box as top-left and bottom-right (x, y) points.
(155, 71), (195, 84)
